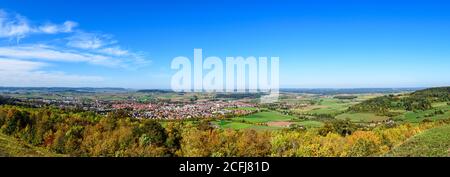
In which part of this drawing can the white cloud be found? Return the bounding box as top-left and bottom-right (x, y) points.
(0, 9), (77, 41)
(0, 9), (150, 87)
(64, 32), (149, 67)
(0, 10), (31, 41)
(39, 21), (78, 34)
(0, 58), (47, 71)
(0, 44), (148, 68)
(0, 45), (112, 65)
(66, 32), (112, 49)
(66, 32), (134, 56)
(0, 58), (104, 87)
(63, 31), (149, 67)
(99, 46), (129, 56)
(0, 9), (149, 69)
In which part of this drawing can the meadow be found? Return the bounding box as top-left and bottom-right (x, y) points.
(292, 97), (356, 115)
(336, 113), (389, 123)
(387, 124), (450, 157)
(393, 102), (450, 123)
(215, 120), (282, 130)
(234, 111), (295, 123)
(213, 110), (323, 130)
(215, 92), (450, 131)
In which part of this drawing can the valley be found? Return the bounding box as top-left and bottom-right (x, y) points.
(0, 87), (449, 157)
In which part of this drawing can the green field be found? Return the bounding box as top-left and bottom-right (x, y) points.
(293, 98), (358, 115)
(0, 133), (60, 157)
(394, 104), (450, 123)
(394, 110), (450, 123)
(234, 111), (296, 123)
(336, 112), (390, 123)
(215, 120), (282, 130)
(214, 110), (300, 130)
(387, 124), (450, 157)
(213, 110), (325, 130)
(225, 107), (260, 111)
(432, 102), (449, 107)
(291, 120), (324, 128)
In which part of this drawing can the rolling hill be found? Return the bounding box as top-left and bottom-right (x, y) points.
(386, 124), (450, 157)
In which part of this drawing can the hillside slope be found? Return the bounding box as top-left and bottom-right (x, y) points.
(0, 133), (60, 157)
(387, 124), (450, 157)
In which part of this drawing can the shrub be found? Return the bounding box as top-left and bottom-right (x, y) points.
(318, 119), (356, 136)
(344, 131), (387, 157)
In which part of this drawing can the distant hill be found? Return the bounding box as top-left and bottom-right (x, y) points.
(136, 89), (173, 93)
(281, 88), (421, 95)
(349, 87), (450, 114)
(0, 87), (425, 95)
(410, 87), (450, 102)
(0, 96), (18, 105)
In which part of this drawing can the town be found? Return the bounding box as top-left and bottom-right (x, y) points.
(0, 87), (258, 120)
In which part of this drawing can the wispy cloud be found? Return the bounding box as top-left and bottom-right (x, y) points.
(64, 31), (150, 67)
(66, 32), (115, 49)
(99, 46), (129, 56)
(66, 31), (138, 59)
(0, 44), (148, 68)
(0, 9), (149, 69)
(0, 9), (77, 42)
(0, 8), (150, 87)
(39, 21), (78, 34)
(0, 57), (47, 71)
(0, 45), (106, 62)
(0, 58), (103, 87)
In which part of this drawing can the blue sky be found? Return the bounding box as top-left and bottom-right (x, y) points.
(1, 0), (450, 88)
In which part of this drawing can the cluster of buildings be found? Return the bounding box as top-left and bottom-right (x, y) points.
(17, 97), (113, 112)
(4, 93), (258, 120)
(112, 101), (257, 120)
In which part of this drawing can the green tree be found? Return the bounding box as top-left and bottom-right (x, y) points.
(135, 120), (167, 146)
(165, 122), (182, 155)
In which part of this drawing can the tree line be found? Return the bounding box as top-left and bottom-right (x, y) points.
(350, 87), (450, 115)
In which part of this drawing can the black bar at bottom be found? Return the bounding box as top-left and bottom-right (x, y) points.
(0, 157), (448, 176)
